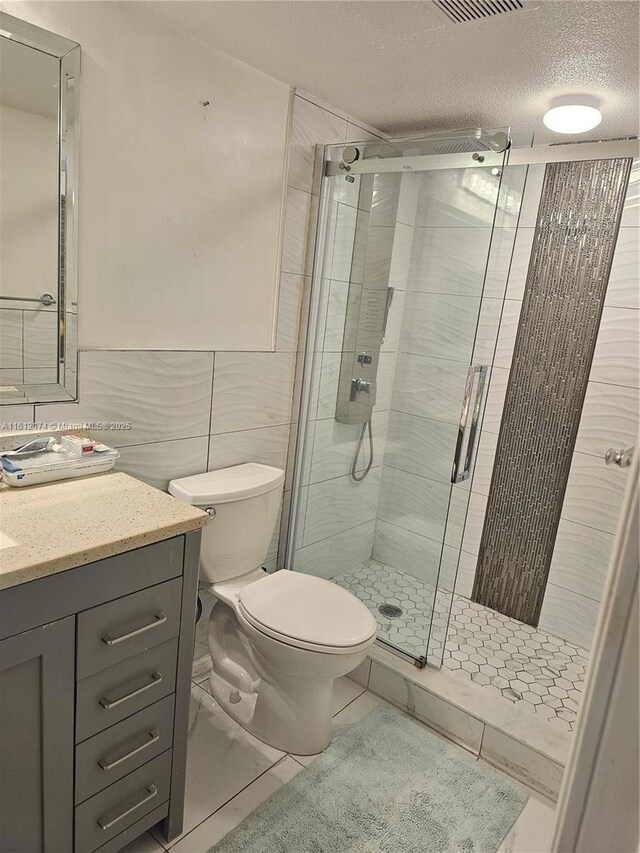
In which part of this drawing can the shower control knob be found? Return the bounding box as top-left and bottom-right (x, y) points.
(350, 378), (372, 400)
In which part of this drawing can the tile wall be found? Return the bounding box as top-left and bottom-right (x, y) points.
(458, 160), (639, 649)
(291, 160), (525, 590)
(452, 165), (546, 600)
(289, 148), (635, 654)
(286, 113), (403, 577)
(373, 165), (525, 592)
(0, 306), (58, 389)
(311, 153), (636, 652)
(539, 158), (639, 646)
(0, 89), (384, 574)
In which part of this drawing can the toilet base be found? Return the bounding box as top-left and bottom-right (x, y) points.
(208, 664), (335, 755)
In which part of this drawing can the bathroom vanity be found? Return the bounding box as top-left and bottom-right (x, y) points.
(0, 472), (206, 853)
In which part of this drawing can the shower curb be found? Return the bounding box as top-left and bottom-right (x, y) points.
(350, 645), (570, 801)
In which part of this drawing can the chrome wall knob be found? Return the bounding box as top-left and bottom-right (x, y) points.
(604, 448), (619, 465)
(352, 378), (371, 394)
(489, 131), (511, 153)
(604, 447), (634, 467)
(342, 145), (360, 164)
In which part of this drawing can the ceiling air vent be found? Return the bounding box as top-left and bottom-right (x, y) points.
(433, 0), (535, 24)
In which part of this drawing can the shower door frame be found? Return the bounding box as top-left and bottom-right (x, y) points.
(325, 137), (639, 174)
(285, 132), (515, 670)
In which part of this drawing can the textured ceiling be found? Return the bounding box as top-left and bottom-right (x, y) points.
(129, 0), (639, 144)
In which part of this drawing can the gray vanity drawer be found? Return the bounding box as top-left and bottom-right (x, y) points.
(75, 694), (175, 804)
(75, 749), (172, 853)
(77, 578), (183, 680)
(76, 639), (178, 742)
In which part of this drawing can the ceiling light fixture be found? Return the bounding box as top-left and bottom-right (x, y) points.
(543, 95), (602, 135)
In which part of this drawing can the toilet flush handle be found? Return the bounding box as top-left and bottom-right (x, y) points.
(205, 507), (216, 518)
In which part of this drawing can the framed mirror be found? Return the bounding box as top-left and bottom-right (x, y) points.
(0, 12), (79, 404)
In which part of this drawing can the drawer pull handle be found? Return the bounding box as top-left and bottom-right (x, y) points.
(98, 729), (161, 771)
(99, 672), (163, 710)
(102, 611), (167, 645)
(97, 784), (158, 831)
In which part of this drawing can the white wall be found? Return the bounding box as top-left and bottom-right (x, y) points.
(1, 0), (291, 351)
(0, 86), (381, 576)
(0, 0), (312, 568)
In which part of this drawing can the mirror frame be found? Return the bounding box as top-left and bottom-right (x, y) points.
(0, 12), (80, 404)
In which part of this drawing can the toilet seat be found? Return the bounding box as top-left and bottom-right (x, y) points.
(237, 571), (377, 655)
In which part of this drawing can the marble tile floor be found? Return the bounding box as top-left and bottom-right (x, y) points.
(120, 670), (556, 853)
(335, 560), (590, 733)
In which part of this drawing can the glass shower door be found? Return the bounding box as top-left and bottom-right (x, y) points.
(288, 131), (518, 667)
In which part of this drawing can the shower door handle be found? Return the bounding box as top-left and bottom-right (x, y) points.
(451, 365), (488, 484)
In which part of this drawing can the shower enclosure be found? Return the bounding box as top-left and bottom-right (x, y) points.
(286, 129), (528, 667)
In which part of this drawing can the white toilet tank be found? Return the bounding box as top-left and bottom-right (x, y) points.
(168, 464), (285, 583)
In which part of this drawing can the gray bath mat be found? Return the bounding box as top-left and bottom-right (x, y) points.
(211, 702), (526, 852)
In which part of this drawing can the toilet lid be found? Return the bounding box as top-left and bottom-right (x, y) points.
(238, 571), (377, 649)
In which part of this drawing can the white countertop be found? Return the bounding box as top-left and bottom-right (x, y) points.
(0, 471), (207, 590)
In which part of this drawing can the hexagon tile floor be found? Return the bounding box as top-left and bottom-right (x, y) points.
(334, 560), (589, 733)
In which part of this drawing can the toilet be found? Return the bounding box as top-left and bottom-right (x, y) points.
(168, 463), (377, 755)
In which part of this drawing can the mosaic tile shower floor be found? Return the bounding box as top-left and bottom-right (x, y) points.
(334, 560), (589, 733)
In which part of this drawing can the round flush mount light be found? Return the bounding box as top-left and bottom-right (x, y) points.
(543, 96), (602, 135)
